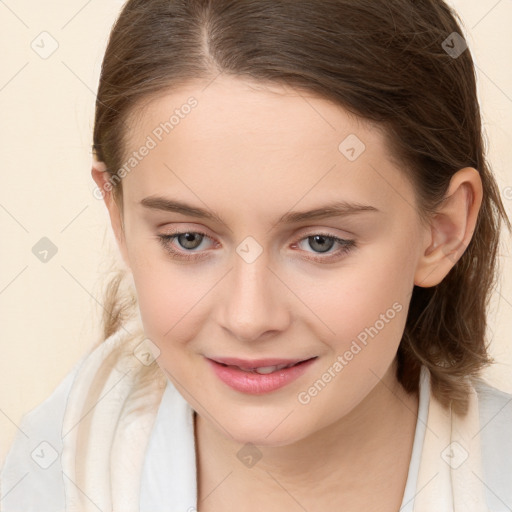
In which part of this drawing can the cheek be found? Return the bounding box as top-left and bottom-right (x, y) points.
(293, 248), (414, 420)
(132, 267), (199, 336)
(305, 241), (414, 347)
(127, 245), (215, 353)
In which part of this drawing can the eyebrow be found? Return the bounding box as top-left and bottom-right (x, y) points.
(140, 196), (380, 226)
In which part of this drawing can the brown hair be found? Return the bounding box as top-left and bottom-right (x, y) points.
(92, 0), (511, 413)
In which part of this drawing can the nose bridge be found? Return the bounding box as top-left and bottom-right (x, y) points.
(219, 249), (289, 342)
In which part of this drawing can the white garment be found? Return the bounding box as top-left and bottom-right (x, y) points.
(1, 326), (511, 511)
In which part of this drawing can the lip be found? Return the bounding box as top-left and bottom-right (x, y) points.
(206, 356), (318, 395)
(208, 356), (313, 370)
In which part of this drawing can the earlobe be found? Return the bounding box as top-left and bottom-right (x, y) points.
(414, 167), (483, 288)
(91, 161), (113, 208)
(91, 161), (131, 270)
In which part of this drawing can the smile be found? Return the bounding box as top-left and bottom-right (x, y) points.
(206, 357), (318, 394)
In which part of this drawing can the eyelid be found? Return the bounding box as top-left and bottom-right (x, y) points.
(292, 231), (356, 262)
(157, 226), (356, 263)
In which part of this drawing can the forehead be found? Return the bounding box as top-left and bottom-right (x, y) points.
(121, 76), (415, 218)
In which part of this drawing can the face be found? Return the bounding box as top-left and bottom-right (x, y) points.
(108, 76), (431, 446)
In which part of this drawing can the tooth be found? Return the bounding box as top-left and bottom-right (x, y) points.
(254, 365), (279, 374)
(253, 363), (293, 374)
(233, 362), (300, 374)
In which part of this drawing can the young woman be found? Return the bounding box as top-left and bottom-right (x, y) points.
(2, 1), (511, 511)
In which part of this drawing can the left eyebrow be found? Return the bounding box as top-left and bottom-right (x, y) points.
(139, 196), (380, 226)
(278, 201), (380, 224)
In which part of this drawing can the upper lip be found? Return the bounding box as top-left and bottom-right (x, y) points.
(207, 356), (316, 370)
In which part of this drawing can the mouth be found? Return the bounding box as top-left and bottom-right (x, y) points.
(206, 355), (319, 394)
(208, 356), (318, 375)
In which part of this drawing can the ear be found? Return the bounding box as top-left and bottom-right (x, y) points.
(414, 167), (483, 288)
(91, 161), (131, 270)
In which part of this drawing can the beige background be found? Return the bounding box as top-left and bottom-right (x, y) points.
(1, 0), (511, 466)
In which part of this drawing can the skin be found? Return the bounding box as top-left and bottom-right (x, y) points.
(92, 75), (483, 511)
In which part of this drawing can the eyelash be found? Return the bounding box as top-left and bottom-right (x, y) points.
(156, 230), (356, 263)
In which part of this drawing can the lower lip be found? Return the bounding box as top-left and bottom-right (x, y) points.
(206, 357), (317, 395)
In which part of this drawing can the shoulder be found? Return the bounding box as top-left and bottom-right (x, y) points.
(0, 317), (146, 512)
(472, 376), (512, 434)
(471, 376), (512, 511)
(0, 356), (85, 512)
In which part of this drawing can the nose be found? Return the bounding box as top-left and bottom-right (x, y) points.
(218, 254), (291, 343)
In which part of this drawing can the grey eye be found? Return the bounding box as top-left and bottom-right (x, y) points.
(307, 235), (336, 253)
(176, 232), (205, 250)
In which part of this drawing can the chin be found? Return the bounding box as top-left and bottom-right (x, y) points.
(221, 418), (308, 448)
